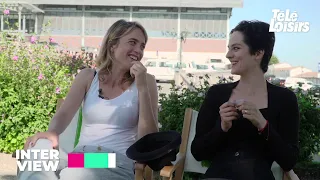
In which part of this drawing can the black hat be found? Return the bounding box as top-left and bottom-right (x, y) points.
(126, 130), (181, 171)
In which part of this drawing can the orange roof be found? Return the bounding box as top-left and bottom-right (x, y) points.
(274, 67), (296, 70)
(293, 72), (318, 78)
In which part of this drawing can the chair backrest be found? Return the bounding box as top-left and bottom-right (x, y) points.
(181, 108), (284, 180)
(182, 109), (208, 174)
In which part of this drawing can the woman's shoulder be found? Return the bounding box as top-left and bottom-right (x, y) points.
(74, 68), (97, 87)
(203, 81), (237, 101)
(268, 82), (298, 101)
(208, 81), (238, 93)
(78, 68), (96, 76)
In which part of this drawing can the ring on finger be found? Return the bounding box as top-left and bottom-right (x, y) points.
(243, 110), (248, 114)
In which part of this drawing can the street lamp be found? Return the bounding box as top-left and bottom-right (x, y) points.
(177, 30), (190, 69)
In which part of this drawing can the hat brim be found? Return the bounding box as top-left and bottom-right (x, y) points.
(126, 131), (181, 162)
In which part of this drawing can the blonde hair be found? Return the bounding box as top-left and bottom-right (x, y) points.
(95, 19), (148, 85)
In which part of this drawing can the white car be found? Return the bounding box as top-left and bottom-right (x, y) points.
(145, 59), (202, 82)
(144, 59), (176, 82)
(165, 60), (198, 73)
(285, 77), (313, 91)
(194, 63), (217, 73)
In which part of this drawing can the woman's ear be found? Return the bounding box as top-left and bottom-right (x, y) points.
(110, 44), (118, 53)
(255, 50), (264, 61)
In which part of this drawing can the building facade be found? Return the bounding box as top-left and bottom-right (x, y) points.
(267, 63), (315, 78)
(1, 0), (243, 63)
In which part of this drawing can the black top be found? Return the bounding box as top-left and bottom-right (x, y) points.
(191, 81), (300, 180)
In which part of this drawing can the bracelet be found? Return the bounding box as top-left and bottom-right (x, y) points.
(258, 120), (269, 141)
(258, 120), (268, 132)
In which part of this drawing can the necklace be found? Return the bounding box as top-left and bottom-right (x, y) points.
(98, 88), (109, 100)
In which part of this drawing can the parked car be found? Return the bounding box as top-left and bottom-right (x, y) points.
(310, 84), (320, 97)
(285, 77), (313, 91)
(145, 59), (222, 82)
(279, 79), (286, 87)
(265, 75), (276, 82)
(206, 58), (230, 70)
(194, 63), (217, 73)
(270, 77), (286, 87)
(144, 59), (176, 82)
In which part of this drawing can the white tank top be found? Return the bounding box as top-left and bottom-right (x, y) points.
(75, 70), (139, 155)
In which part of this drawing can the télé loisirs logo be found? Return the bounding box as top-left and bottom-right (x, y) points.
(269, 9), (310, 33)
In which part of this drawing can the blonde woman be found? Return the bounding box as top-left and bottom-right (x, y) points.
(21, 19), (159, 180)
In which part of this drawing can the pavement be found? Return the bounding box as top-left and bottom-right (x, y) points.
(0, 82), (172, 180)
(0, 153), (16, 180)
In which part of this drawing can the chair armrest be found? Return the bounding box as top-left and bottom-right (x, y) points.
(135, 162), (154, 180)
(135, 163), (146, 180)
(160, 153), (186, 178)
(284, 170), (300, 180)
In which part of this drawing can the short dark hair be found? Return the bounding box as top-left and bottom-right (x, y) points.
(230, 20), (275, 73)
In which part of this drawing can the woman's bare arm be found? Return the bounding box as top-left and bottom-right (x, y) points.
(137, 73), (159, 139)
(48, 68), (95, 135)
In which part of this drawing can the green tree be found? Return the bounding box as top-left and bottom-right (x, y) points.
(269, 55), (279, 65)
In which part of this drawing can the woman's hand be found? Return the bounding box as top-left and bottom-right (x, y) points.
(130, 61), (148, 92)
(219, 101), (239, 132)
(236, 100), (267, 129)
(24, 131), (59, 150)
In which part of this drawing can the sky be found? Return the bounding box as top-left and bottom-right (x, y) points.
(229, 0), (320, 72)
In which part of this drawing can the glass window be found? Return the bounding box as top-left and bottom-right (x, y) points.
(191, 62), (196, 68)
(85, 12), (130, 36)
(3, 14), (19, 31)
(85, 6), (128, 12)
(210, 59), (222, 63)
(145, 61), (157, 67)
(133, 7), (177, 12)
(174, 62), (187, 69)
(43, 5), (80, 11)
(180, 14), (227, 39)
(26, 18), (35, 34)
(159, 62), (173, 68)
(186, 8), (221, 13)
(43, 12), (82, 35)
(132, 13), (177, 37)
(196, 65), (209, 69)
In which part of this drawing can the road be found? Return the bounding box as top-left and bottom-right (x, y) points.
(0, 153), (16, 180)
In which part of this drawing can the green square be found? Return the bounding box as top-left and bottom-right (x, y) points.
(84, 153), (108, 168)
